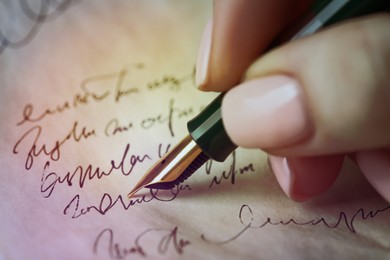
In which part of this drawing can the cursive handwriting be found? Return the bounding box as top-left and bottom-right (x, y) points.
(13, 121), (96, 170)
(206, 152), (255, 188)
(104, 118), (134, 137)
(104, 99), (196, 138)
(63, 185), (191, 219)
(201, 204), (390, 245)
(147, 74), (189, 92)
(40, 143), (153, 197)
(15, 70), (118, 126)
(16, 68), (192, 126)
(93, 226), (190, 258)
(0, 0), (77, 56)
(139, 99), (195, 137)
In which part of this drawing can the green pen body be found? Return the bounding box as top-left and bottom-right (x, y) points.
(187, 93), (235, 162)
(187, 0), (389, 163)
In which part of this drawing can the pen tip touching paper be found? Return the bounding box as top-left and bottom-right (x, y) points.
(127, 182), (147, 198)
(127, 135), (209, 198)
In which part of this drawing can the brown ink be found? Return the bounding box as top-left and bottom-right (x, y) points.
(201, 204), (390, 245)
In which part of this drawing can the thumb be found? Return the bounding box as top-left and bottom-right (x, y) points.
(222, 14), (390, 156)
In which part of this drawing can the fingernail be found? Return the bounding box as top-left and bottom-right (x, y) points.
(269, 155), (340, 202)
(356, 149), (390, 203)
(268, 156), (312, 201)
(195, 20), (212, 89)
(268, 156), (293, 198)
(222, 75), (311, 148)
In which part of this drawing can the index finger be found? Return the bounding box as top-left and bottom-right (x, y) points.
(196, 0), (312, 92)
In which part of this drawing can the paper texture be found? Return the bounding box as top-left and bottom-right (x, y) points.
(0, 1), (389, 259)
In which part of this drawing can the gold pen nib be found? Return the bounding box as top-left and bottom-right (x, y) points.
(128, 134), (209, 198)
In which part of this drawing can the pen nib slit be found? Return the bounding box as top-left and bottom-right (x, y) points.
(127, 135), (208, 198)
(145, 152), (209, 190)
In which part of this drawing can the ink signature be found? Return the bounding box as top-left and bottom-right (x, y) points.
(201, 204), (390, 245)
(93, 226), (190, 258)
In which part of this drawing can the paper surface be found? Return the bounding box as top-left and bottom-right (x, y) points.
(0, 1), (389, 259)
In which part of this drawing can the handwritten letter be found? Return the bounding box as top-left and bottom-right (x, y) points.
(0, 1), (389, 259)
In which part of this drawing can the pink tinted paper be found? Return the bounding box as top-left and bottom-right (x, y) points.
(0, 1), (389, 259)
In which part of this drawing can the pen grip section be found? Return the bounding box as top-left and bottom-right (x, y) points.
(187, 93), (237, 162)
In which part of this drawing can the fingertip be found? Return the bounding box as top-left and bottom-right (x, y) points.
(356, 149), (390, 203)
(222, 75), (312, 149)
(195, 19), (239, 92)
(269, 155), (344, 201)
(242, 15), (390, 157)
(196, 0), (313, 93)
(195, 20), (213, 90)
(269, 155), (309, 201)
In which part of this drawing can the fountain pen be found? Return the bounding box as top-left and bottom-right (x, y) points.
(128, 0), (389, 198)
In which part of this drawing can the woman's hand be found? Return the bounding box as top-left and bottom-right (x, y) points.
(195, 0), (390, 202)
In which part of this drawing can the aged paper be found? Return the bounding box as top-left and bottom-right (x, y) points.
(0, 1), (389, 259)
